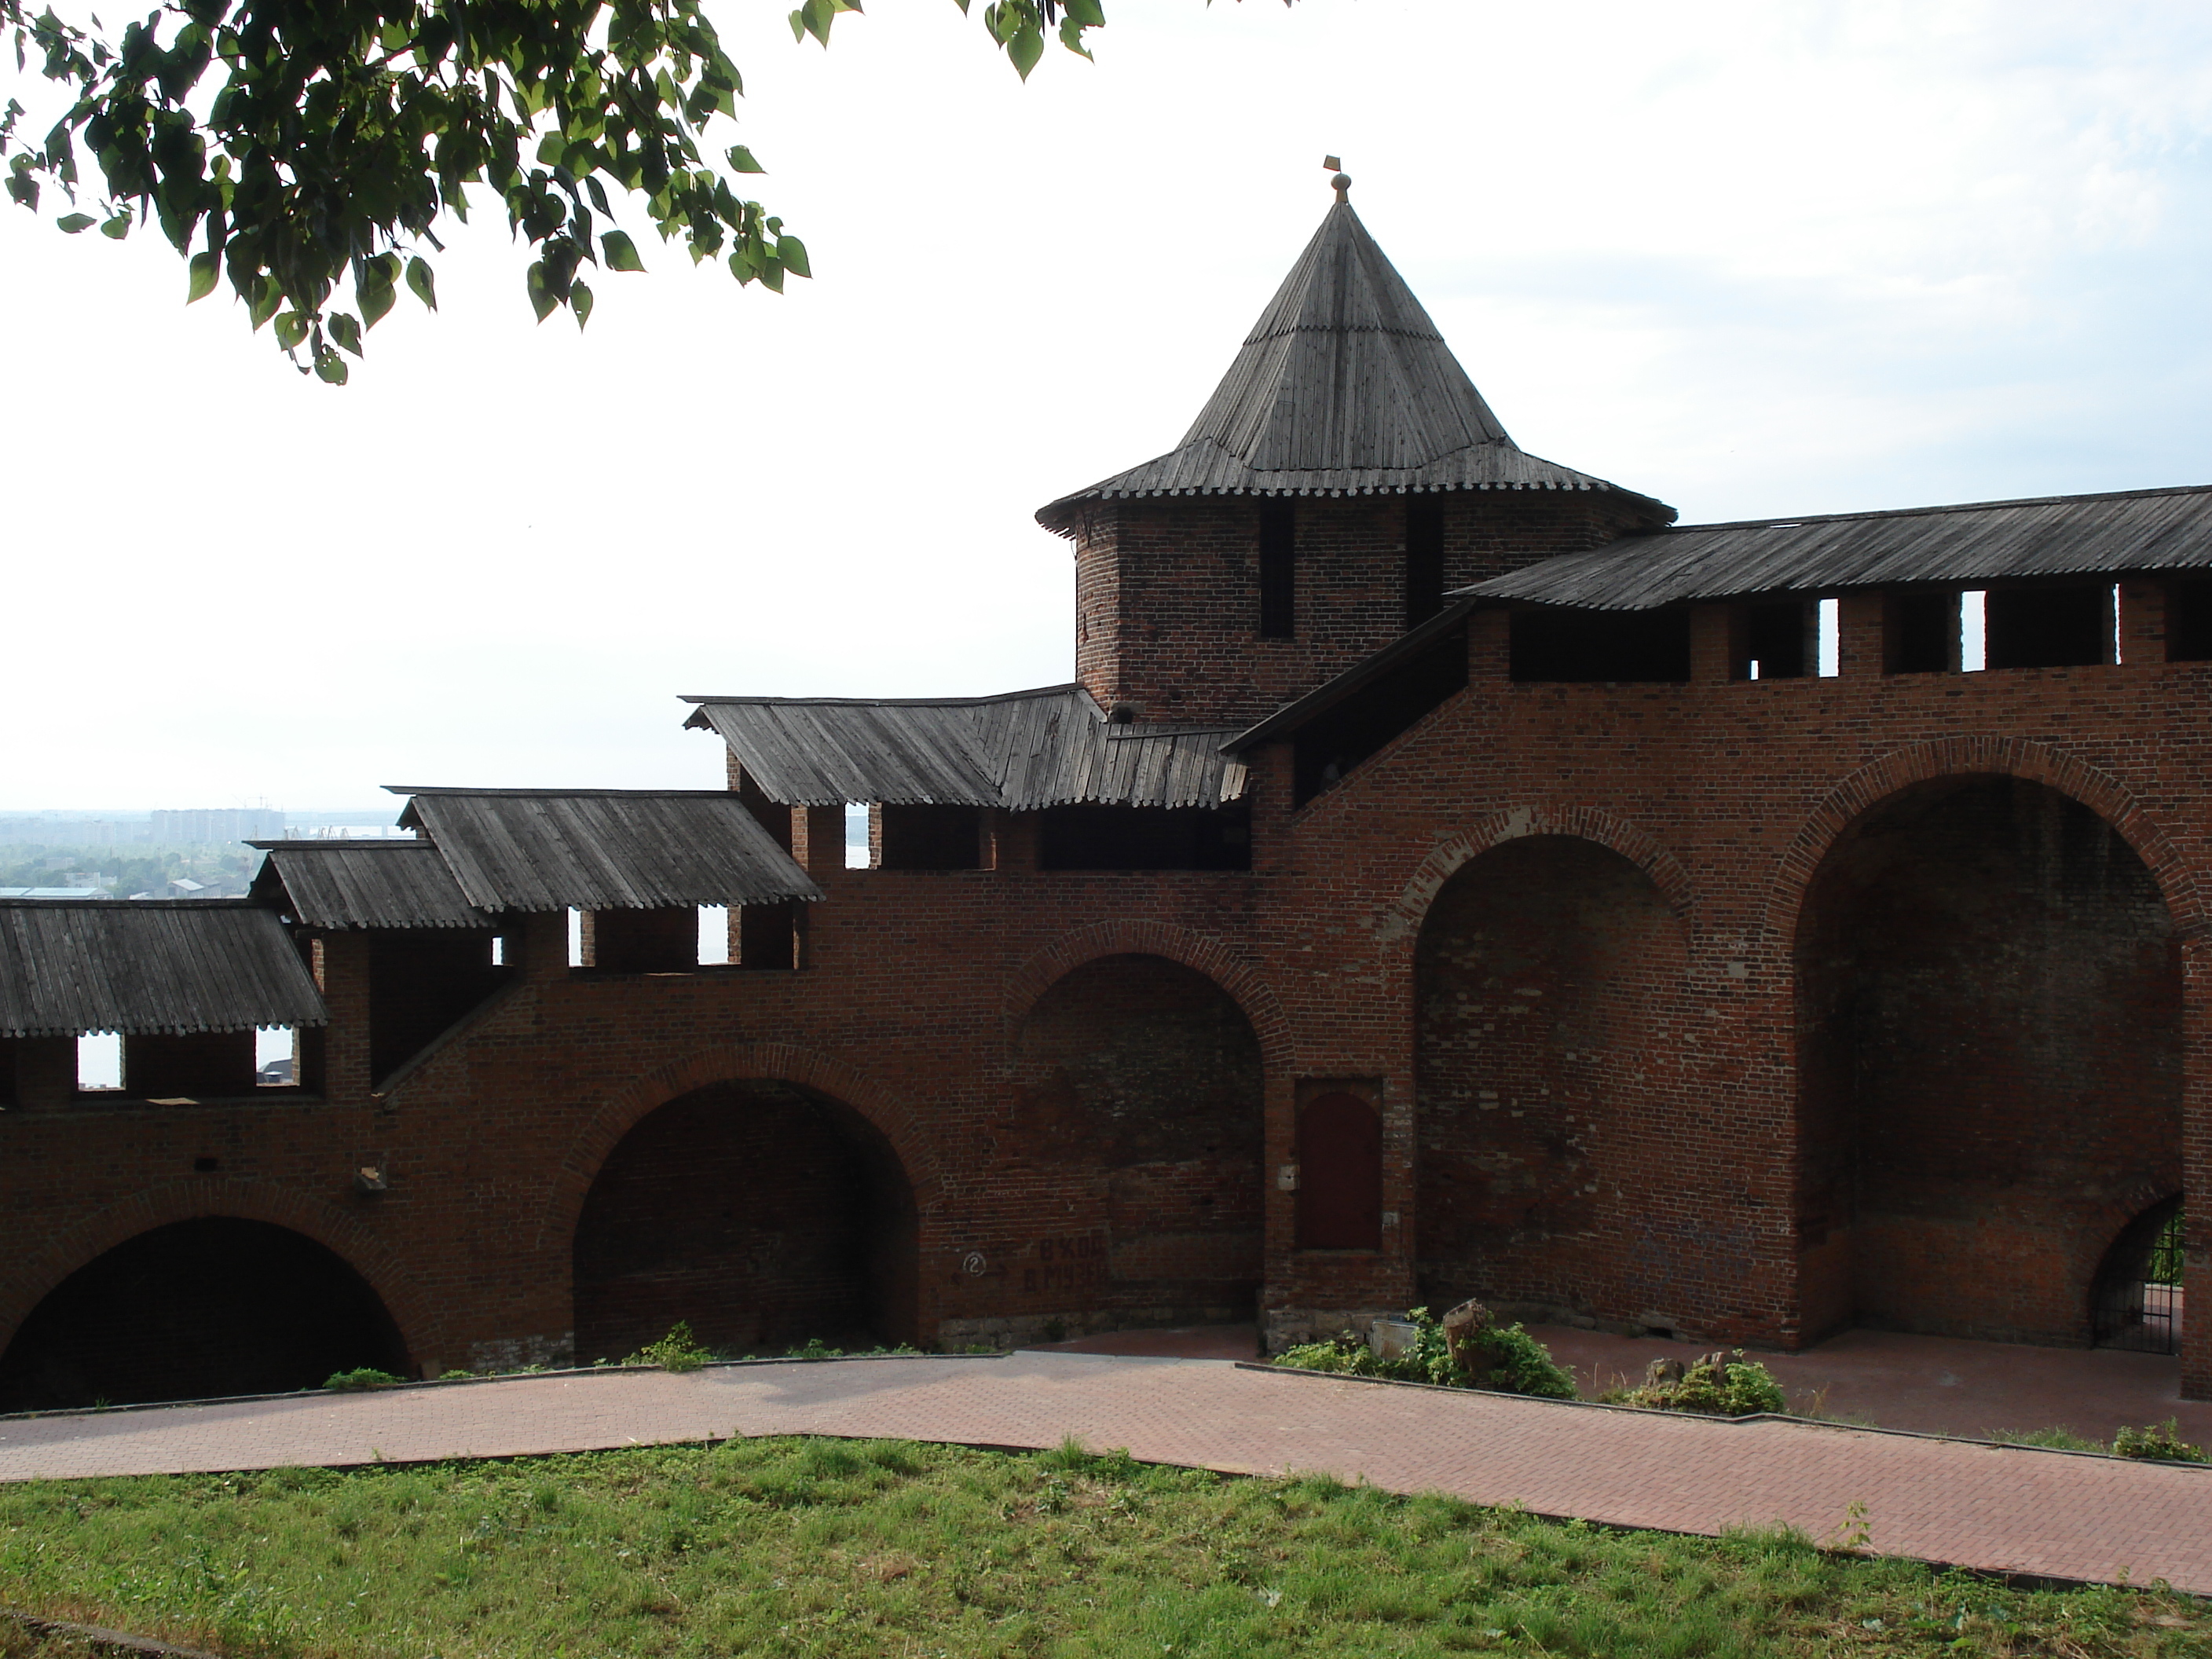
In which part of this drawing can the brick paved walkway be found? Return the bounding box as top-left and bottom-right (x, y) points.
(1, 1353), (2207, 1593)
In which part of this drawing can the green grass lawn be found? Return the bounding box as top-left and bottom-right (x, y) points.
(0, 1437), (2201, 1657)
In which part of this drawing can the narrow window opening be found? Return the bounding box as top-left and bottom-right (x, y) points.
(76, 1032), (121, 1092)
(1404, 497), (1445, 628)
(255, 1027), (295, 1087)
(735, 903), (800, 969)
(1739, 599), (1811, 680)
(2166, 580), (2212, 661)
(1887, 591), (1960, 675)
(489, 934), (505, 966)
(2113, 583), (2124, 665)
(877, 804), (983, 870)
(1258, 500), (1296, 639)
(1816, 599), (1840, 676)
(583, 907), (699, 974)
(1962, 591), (1987, 670)
(844, 803), (870, 869)
(1985, 583), (2113, 669)
(698, 906), (730, 966)
(566, 907), (584, 968)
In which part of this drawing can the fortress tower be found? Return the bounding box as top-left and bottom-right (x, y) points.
(1035, 186), (1674, 727)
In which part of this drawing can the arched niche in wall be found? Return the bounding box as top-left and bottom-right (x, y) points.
(1793, 775), (2183, 1347)
(571, 1079), (919, 1361)
(1011, 954), (1264, 1326)
(1414, 835), (1692, 1329)
(0, 1218), (409, 1411)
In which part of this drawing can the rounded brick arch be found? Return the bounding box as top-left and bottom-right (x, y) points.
(0, 1178), (430, 1360)
(1005, 920), (1293, 1071)
(1766, 738), (2206, 947)
(1378, 803), (1697, 954)
(533, 1041), (943, 1258)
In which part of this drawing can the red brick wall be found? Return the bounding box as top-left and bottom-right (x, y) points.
(1794, 775), (2181, 1346)
(1, 598), (2208, 1403)
(1071, 494), (1650, 726)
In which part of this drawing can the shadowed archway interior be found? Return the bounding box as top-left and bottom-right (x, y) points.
(1011, 954), (1264, 1324)
(572, 1079), (918, 1361)
(1795, 775), (2182, 1346)
(0, 1218), (409, 1412)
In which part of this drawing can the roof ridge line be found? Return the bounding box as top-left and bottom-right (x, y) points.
(1672, 481), (2212, 534)
(679, 683), (1084, 709)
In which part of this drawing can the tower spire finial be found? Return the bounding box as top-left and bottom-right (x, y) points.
(1322, 155), (1350, 203)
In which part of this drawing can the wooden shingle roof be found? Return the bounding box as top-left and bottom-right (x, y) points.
(1037, 201), (1673, 531)
(1467, 483), (2212, 610)
(0, 900), (328, 1038)
(386, 789), (823, 913)
(683, 685), (1247, 811)
(248, 840), (487, 930)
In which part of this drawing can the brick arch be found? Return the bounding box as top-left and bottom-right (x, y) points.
(1766, 738), (2206, 947)
(1005, 921), (1293, 1071)
(533, 1041), (942, 1258)
(1378, 803), (1697, 954)
(0, 1178), (430, 1361)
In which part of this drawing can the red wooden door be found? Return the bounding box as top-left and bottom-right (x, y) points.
(1297, 1091), (1382, 1250)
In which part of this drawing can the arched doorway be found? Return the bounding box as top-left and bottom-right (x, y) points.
(1011, 954), (1263, 1324)
(2091, 1197), (2185, 1355)
(0, 1218), (409, 1411)
(572, 1080), (917, 1361)
(1415, 836), (1690, 1326)
(1795, 775), (2182, 1345)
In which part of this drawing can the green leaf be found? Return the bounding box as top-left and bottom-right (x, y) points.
(774, 234), (810, 279)
(1063, 0), (1104, 23)
(526, 262), (557, 322)
(600, 229), (643, 272)
(406, 257), (437, 312)
(1007, 21), (1043, 79)
(360, 267), (395, 329)
(726, 145), (764, 174)
(56, 213), (95, 234)
(98, 214), (130, 239)
(247, 276), (283, 331)
(271, 309), (309, 350)
(535, 131), (566, 167)
(571, 280), (592, 330)
(185, 250), (218, 302)
(328, 311), (362, 357)
(314, 348), (348, 385)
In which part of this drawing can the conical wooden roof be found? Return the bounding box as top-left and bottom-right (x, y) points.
(1038, 201), (1671, 531)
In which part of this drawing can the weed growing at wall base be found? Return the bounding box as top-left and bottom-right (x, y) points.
(0, 1440), (2194, 1657)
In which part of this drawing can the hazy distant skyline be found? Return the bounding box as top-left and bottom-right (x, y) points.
(10, 0), (2212, 808)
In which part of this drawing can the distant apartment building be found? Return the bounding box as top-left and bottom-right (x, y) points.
(149, 808), (287, 845)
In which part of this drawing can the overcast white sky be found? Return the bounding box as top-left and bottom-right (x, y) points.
(7, 0), (2212, 813)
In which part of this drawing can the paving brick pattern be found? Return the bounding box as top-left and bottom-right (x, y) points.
(0, 1353), (2207, 1595)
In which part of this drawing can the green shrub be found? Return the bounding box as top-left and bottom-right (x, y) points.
(1987, 1426), (2106, 1452)
(622, 1321), (713, 1373)
(2112, 1419), (2208, 1463)
(1604, 1350), (1785, 1418)
(321, 1368), (405, 1392)
(1274, 1308), (1575, 1400)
